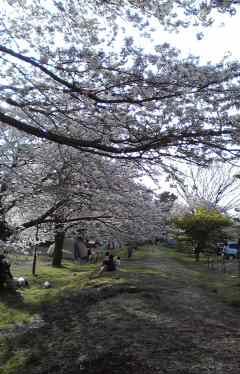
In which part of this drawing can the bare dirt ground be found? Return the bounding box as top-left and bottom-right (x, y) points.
(1, 249), (240, 374)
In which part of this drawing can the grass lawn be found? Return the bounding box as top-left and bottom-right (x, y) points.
(1, 246), (240, 330)
(0, 254), (129, 374)
(162, 247), (240, 307)
(0, 258), (111, 330)
(1, 246), (240, 374)
(1, 246), (139, 330)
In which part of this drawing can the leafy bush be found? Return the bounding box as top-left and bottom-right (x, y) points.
(174, 208), (232, 260)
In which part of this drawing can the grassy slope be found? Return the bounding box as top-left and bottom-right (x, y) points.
(0, 256), (128, 374)
(1, 246), (240, 374)
(0, 260), (97, 329)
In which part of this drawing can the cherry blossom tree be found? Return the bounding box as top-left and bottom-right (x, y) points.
(0, 131), (174, 265)
(1, 0), (240, 267)
(0, 0), (240, 169)
(0, 126), (42, 241)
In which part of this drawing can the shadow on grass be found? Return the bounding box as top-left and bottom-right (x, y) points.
(0, 279), (201, 374)
(0, 258), (136, 331)
(0, 260), (101, 329)
(2, 246), (240, 374)
(0, 289), (26, 315)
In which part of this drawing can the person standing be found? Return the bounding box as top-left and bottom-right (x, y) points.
(127, 242), (135, 258)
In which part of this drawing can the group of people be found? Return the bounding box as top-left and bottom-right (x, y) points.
(1, 237), (127, 289)
(73, 237), (101, 263)
(73, 237), (124, 266)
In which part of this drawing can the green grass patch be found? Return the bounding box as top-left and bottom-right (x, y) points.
(0, 255), (130, 331)
(0, 348), (30, 374)
(2, 245), (240, 374)
(0, 302), (32, 329)
(164, 247), (240, 306)
(0, 259), (99, 330)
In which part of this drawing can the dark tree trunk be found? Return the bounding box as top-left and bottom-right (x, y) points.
(0, 220), (12, 241)
(52, 223), (65, 267)
(195, 248), (200, 262)
(194, 241), (204, 262)
(32, 245), (37, 276)
(0, 183), (11, 241)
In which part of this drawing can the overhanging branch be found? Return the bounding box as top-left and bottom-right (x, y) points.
(21, 199), (66, 230)
(0, 111), (234, 158)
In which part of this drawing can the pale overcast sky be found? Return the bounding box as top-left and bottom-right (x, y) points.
(134, 10), (240, 63)
(167, 13), (240, 63)
(141, 11), (240, 193)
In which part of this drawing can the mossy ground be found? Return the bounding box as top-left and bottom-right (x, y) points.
(0, 259), (98, 329)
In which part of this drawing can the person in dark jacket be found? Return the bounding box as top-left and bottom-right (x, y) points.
(127, 242), (135, 258)
(106, 254), (116, 271)
(97, 252), (116, 276)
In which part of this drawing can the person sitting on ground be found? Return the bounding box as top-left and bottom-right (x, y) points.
(103, 251), (109, 262)
(94, 252), (109, 276)
(96, 252), (117, 276)
(106, 254), (116, 271)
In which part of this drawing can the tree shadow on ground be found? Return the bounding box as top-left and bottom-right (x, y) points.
(0, 288), (25, 309)
(79, 351), (158, 374)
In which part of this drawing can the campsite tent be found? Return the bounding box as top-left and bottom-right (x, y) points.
(47, 237), (88, 260)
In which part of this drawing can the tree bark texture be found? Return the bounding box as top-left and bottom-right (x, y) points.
(52, 222), (65, 267)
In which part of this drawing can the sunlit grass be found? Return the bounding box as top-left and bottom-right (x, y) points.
(0, 260), (99, 329)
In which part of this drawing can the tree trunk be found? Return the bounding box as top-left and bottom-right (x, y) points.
(52, 224), (65, 267)
(32, 245), (37, 276)
(0, 184), (12, 241)
(0, 220), (12, 241)
(195, 249), (200, 262)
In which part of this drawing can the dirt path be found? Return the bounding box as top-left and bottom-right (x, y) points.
(2, 249), (240, 374)
(127, 254), (240, 325)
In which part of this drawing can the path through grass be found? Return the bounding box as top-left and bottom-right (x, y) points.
(1, 246), (240, 374)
